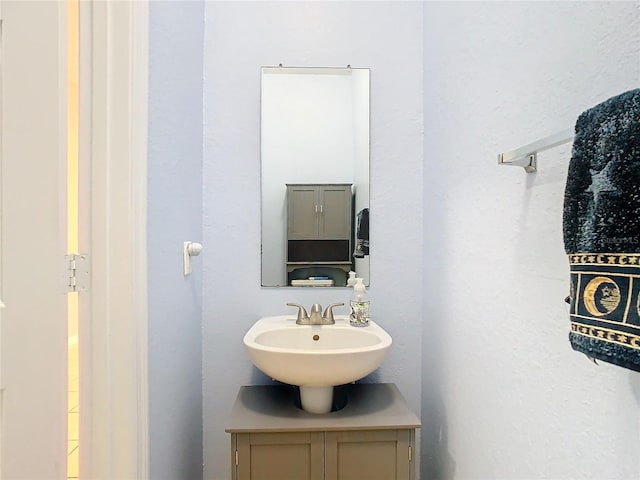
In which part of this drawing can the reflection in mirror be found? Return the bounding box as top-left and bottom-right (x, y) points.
(261, 67), (370, 287)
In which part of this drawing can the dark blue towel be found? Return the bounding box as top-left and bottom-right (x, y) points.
(563, 88), (640, 372)
(353, 208), (369, 258)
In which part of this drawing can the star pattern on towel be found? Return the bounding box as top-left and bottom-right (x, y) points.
(587, 162), (618, 206)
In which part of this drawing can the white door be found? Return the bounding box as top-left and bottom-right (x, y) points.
(0, 1), (69, 477)
(0, 2), (150, 478)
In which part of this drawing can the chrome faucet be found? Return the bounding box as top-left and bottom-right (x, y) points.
(309, 303), (324, 323)
(287, 302), (344, 325)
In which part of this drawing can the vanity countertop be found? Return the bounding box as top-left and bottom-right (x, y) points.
(225, 383), (421, 433)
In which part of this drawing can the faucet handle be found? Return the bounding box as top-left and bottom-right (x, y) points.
(287, 303), (309, 322)
(323, 303), (344, 324)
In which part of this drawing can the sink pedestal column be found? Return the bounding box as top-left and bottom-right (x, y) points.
(299, 386), (333, 414)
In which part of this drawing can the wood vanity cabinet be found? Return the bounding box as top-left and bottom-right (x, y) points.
(226, 384), (420, 480)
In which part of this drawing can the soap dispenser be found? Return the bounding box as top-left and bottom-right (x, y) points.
(347, 271), (357, 287)
(349, 278), (370, 327)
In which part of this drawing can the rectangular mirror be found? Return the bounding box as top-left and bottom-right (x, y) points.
(261, 66), (370, 287)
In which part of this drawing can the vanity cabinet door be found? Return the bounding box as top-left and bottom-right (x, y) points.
(233, 432), (324, 480)
(325, 429), (415, 480)
(232, 429), (416, 480)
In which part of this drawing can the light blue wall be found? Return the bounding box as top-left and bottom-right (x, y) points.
(422, 2), (640, 478)
(202, 2), (423, 478)
(148, 2), (204, 479)
(146, 2), (640, 479)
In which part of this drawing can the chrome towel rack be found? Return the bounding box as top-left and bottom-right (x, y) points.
(498, 128), (574, 173)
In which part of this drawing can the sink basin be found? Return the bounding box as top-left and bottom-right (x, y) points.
(243, 315), (392, 413)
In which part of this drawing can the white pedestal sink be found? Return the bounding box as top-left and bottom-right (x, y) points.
(243, 315), (392, 414)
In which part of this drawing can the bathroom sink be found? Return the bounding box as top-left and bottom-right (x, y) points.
(243, 315), (392, 414)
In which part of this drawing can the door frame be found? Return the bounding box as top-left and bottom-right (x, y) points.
(82, 1), (149, 478)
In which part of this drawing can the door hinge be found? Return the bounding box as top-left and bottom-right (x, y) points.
(65, 254), (90, 293)
(235, 450), (239, 466)
(408, 445), (413, 462)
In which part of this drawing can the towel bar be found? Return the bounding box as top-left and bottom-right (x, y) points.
(498, 128), (574, 173)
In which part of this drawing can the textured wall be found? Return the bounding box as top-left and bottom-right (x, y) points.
(147, 2), (204, 479)
(422, 2), (640, 478)
(148, 2), (640, 479)
(202, 2), (423, 478)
